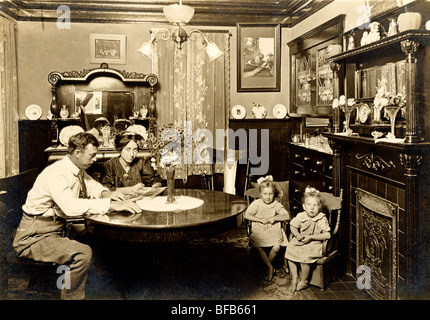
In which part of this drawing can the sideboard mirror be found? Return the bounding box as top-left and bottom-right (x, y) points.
(47, 63), (158, 138)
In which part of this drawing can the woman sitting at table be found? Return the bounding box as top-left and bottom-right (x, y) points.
(100, 132), (162, 194)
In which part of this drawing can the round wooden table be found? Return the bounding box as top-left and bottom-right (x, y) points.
(84, 189), (248, 242)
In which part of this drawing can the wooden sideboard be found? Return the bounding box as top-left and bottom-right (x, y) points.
(324, 0), (430, 299)
(288, 143), (334, 216)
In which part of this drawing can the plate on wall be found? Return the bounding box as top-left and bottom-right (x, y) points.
(272, 104), (287, 119)
(25, 104), (43, 120)
(231, 105), (246, 119)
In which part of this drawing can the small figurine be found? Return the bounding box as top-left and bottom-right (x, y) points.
(360, 31), (369, 46)
(60, 105), (69, 119)
(367, 22), (381, 43)
(387, 18), (398, 37)
(347, 34), (355, 50)
(139, 105), (148, 118)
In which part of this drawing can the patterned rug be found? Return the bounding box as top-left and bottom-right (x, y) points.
(85, 225), (316, 300)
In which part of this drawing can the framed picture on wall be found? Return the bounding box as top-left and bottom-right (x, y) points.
(89, 34), (127, 64)
(365, 0), (401, 19)
(237, 24), (281, 92)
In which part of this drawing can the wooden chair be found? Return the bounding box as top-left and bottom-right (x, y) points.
(0, 168), (59, 299)
(307, 190), (343, 291)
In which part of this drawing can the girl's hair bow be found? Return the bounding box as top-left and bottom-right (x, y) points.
(305, 186), (319, 194)
(257, 175), (273, 185)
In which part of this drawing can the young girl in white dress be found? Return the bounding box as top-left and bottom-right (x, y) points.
(244, 178), (290, 281)
(285, 187), (331, 292)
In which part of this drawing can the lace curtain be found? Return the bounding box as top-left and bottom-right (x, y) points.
(0, 14), (19, 178)
(152, 31), (230, 181)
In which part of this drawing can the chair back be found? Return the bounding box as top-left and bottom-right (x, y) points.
(0, 168), (39, 254)
(318, 190), (343, 254)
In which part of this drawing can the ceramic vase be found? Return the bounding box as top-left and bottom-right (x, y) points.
(148, 95), (156, 116)
(397, 12), (422, 32)
(60, 105), (69, 119)
(50, 92), (60, 118)
(140, 106), (148, 118)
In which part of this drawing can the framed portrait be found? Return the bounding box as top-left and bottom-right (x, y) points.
(90, 34), (127, 64)
(237, 24), (281, 92)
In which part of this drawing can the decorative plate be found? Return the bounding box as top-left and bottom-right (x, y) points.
(231, 105), (246, 119)
(25, 104), (43, 120)
(251, 104), (267, 119)
(59, 125), (84, 147)
(273, 104), (287, 119)
(359, 103), (370, 123)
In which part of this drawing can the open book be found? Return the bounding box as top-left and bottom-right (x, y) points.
(124, 187), (167, 202)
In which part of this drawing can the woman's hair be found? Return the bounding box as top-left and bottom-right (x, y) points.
(68, 132), (99, 153)
(114, 132), (143, 151)
(302, 186), (322, 206)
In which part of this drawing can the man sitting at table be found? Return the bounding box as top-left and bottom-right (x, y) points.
(13, 132), (142, 300)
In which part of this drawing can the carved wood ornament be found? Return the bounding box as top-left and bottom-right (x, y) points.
(355, 153), (395, 171)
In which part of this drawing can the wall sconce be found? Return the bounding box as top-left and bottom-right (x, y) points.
(137, 0), (224, 61)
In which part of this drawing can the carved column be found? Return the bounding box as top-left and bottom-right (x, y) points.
(47, 72), (61, 145)
(401, 40), (420, 144)
(147, 75), (158, 135)
(399, 152), (423, 296)
(330, 62), (341, 133)
(328, 139), (341, 197)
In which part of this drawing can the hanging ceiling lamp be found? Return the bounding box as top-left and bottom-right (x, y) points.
(137, 0), (224, 61)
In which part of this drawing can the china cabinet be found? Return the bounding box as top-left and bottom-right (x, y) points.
(288, 14), (345, 116)
(324, 0), (430, 299)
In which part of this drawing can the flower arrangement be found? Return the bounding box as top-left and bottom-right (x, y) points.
(373, 79), (406, 122)
(147, 122), (185, 171)
(146, 122), (186, 204)
(338, 95), (356, 111)
(333, 95), (356, 135)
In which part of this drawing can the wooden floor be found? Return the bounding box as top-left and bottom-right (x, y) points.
(5, 224), (372, 301)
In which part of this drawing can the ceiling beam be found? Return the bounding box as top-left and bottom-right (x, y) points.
(1, 0), (333, 27)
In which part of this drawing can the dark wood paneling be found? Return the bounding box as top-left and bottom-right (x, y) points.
(229, 119), (292, 197)
(19, 120), (51, 172)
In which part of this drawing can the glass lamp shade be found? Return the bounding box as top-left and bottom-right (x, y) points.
(205, 42), (224, 61)
(163, 4), (195, 25)
(137, 41), (155, 59)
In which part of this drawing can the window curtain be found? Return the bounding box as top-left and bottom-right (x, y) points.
(152, 30), (230, 182)
(0, 14), (19, 178)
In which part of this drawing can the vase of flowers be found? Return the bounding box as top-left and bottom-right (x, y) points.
(338, 95), (356, 135)
(148, 122), (185, 204)
(384, 93), (406, 140)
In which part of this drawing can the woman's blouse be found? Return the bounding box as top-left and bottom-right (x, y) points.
(101, 156), (161, 190)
